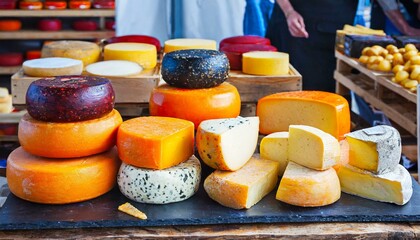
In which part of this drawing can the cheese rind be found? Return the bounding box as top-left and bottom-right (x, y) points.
(242, 51), (289, 75)
(337, 164), (412, 205)
(204, 156), (280, 209)
(276, 161), (341, 207)
(117, 155), (201, 204)
(85, 60), (143, 77)
(41, 40), (100, 66)
(260, 132), (289, 176)
(345, 125), (401, 174)
(164, 38), (217, 53)
(196, 116), (259, 171)
(104, 43), (157, 69)
(22, 57), (83, 77)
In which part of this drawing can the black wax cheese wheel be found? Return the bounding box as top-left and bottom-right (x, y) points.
(161, 49), (229, 89)
(26, 75), (115, 122)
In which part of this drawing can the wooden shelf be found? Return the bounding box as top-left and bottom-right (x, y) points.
(0, 30), (115, 40)
(0, 9), (114, 17)
(0, 66), (20, 75)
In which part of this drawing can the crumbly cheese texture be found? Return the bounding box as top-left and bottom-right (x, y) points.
(22, 57), (83, 77)
(345, 125), (401, 174)
(86, 60), (143, 77)
(260, 132), (289, 176)
(41, 40), (100, 66)
(288, 125), (340, 170)
(337, 164), (412, 205)
(204, 156), (280, 209)
(164, 38), (217, 53)
(276, 161), (341, 207)
(242, 51), (289, 75)
(117, 155), (201, 204)
(196, 116), (259, 171)
(104, 43), (157, 69)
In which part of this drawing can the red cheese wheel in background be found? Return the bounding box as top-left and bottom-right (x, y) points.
(0, 53), (23, 66)
(26, 75), (115, 122)
(0, 20), (21, 31)
(72, 20), (98, 31)
(19, 1), (43, 10)
(0, 1), (17, 10)
(38, 19), (62, 31)
(44, 1), (67, 10)
(93, 0), (115, 9)
(219, 35), (271, 49)
(220, 44), (278, 70)
(105, 20), (115, 30)
(104, 35), (161, 53)
(69, 0), (91, 9)
(26, 50), (42, 60)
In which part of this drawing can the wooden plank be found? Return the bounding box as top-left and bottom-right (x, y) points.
(0, 66), (20, 75)
(402, 145), (417, 163)
(377, 76), (417, 104)
(0, 30), (115, 40)
(0, 110), (26, 123)
(0, 9), (115, 17)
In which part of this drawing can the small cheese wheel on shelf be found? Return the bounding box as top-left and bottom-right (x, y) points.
(117, 116), (194, 170)
(104, 43), (157, 69)
(26, 50), (42, 60)
(0, 1), (16, 9)
(196, 116), (259, 171)
(72, 20), (98, 31)
(22, 57), (82, 77)
(219, 35), (271, 49)
(149, 83), (241, 128)
(276, 161), (341, 207)
(161, 49), (229, 89)
(7, 147), (120, 204)
(105, 20), (115, 30)
(20, 1), (43, 10)
(257, 91), (351, 140)
(220, 43), (277, 70)
(164, 38), (217, 53)
(69, 0), (91, 9)
(204, 155), (280, 209)
(260, 132), (289, 176)
(104, 35), (161, 53)
(18, 109), (122, 158)
(242, 51), (289, 75)
(0, 53), (23, 66)
(0, 20), (21, 31)
(26, 75), (115, 122)
(38, 19), (62, 31)
(93, 0), (115, 9)
(86, 60), (142, 77)
(42, 40), (100, 66)
(288, 125), (340, 171)
(117, 155), (201, 204)
(44, 1), (67, 10)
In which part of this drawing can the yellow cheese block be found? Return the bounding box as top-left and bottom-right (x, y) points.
(276, 161), (341, 207)
(257, 91), (351, 140)
(204, 155), (280, 209)
(0, 95), (12, 113)
(337, 164), (412, 205)
(288, 125), (340, 170)
(41, 40), (100, 66)
(104, 43), (157, 69)
(22, 57), (83, 77)
(164, 38), (217, 53)
(260, 131), (289, 176)
(242, 51), (289, 75)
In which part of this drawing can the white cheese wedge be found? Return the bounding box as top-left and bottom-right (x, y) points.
(117, 155), (201, 204)
(23, 57), (83, 77)
(337, 164), (412, 205)
(345, 125), (401, 174)
(196, 116), (259, 171)
(85, 60), (143, 77)
(288, 125), (340, 170)
(260, 131), (289, 176)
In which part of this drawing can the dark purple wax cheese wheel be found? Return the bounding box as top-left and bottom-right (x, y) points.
(26, 75), (115, 122)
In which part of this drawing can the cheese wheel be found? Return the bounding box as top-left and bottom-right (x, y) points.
(257, 91), (351, 139)
(86, 60), (142, 77)
(22, 57), (83, 77)
(26, 75), (115, 122)
(42, 41), (100, 66)
(117, 116), (194, 170)
(105, 35), (161, 52)
(26, 50), (42, 60)
(164, 38), (217, 53)
(260, 132), (289, 176)
(20, 1), (43, 10)
(69, 0), (91, 9)
(0, 1), (16, 9)
(0, 20), (22, 31)
(242, 51), (289, 75)
(150, 83), (241, 128)
(276, 161), (341, 207)
(117, 155), (201, 204)
(161, 49), (229, 89)
(0, 53), (23, 66)
(7, 147), (120, 204)
(44, 1), (67, 9)
(219, 35), (271, 49)
(72, 20), (98, 31)
(18, 109), (122, 158)
(38, 19), (62, 31)
(0, 95), (13, 113)
(104, 43), (157, 69)
(105, 20), (115, 30)
(220, 44), (277, 70)
(93, 0), (115, 9)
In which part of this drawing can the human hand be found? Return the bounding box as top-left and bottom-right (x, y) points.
(285, 10), (309, 38)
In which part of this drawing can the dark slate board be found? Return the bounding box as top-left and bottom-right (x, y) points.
(1, 177), (420, 230)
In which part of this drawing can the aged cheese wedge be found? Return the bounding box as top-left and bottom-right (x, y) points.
(86, 60), (143, 77)
(41, 40), (100, 66)
(7, 147), (120, 204)
(288, 125), (340, 170)
(164, 38), (217, 53)
(22, 57), (83, 77)
(276, 161), (341, 207)
(257, 91), (351, 140)
(196, 116), (259, 171)
(242, 51), (289, 75)
(260, 132), (289, 176)
(117, 155), (201, 204)
(337, 164), (412, 205)
(118, 203), (147, 220)
(204, 156), (280, 209)
(345, 125), (401, 174)
(117, 116), (194, 170)
(104, 43), (157, 69)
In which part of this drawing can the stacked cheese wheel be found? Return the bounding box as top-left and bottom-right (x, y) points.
(116, 116), (201, 204)
(8, 76), (122, 204)
(41, 40), (101, 66)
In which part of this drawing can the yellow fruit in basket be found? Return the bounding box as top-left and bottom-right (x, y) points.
(404, 61), (412, 71)
(366, 47), (381, 56)
(385, 54), (394, 61)
(400, 79), (411, 87)
(410, 55), (420, 65)
(377, 59), (392, 72)
(361, 47), (370, 56)
(393, 53), (404, 65)
(391, 77), (397, 83)
(405, 43), (417, 52)
(409, 64), (420, 73)
(367, 63), (379, 71)
(395, 70), (409, 82)
(392, 65), (404, 74)
(359, 55), (369, 64)
(404, 80), (418, 89)
(368, 56), (384, 64)
(386, 44), (399, 54)
(380, 49), (389, 57)
(411, 66), (420, 80)
(409, 87), (417, 93)
(404, 50), (418, 61)
(399, 48), (406, 54)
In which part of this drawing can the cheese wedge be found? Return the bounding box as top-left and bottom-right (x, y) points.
(276, 161), (341, 207)
(86, 60), (143, 77)
(104, 43), (157, 69)
(260, 132), (289, 176)
(196, 116), (259, 171)
(164, 38), (217, 53)
(242, 51), (289, 75)
(345, 125), (401, 174)
(22, 57), (83, 77)
(41, 40), (100, 66)
(204, 156), (280, 209)
(337, 164), (412, 205)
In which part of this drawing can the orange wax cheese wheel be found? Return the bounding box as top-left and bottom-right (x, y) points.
(117, 116), (194, 170)
(7, 147), (120, 204)
(104, 43), (157, 69)
(18, 109), (122, 158)
(242, 51), (289, 75)
(0, 20), (22, 31)
(150, 83), (241, 128)
(41, 40), (100, 66)
(257, 91), (350, 140)
(164, 38), (217, 53)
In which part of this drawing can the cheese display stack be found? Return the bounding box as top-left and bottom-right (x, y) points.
(337, 125), (413, 205)
(116, 116), (201, 204)
(7, 75), (122, 204)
